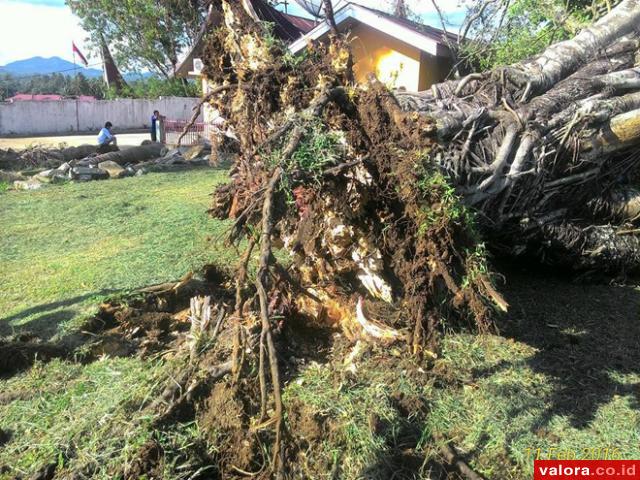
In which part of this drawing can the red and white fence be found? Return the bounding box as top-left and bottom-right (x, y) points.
(161, 119), (212, 147)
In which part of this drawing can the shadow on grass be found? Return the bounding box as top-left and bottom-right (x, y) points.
(492, 266), (640, 429)
(0, 289), (123, 379)
(0, 289), (119, 340)
(0, 275), (207, 380)
(359, 267), (640, 479)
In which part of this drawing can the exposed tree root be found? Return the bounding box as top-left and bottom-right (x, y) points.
(255, 166), (286, 476)
(117, 1), (640, 477)
(438, 439), (487, 480)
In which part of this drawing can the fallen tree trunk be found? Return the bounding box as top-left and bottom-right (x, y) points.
(60, 144), (99, 161)
(87, 143), (165, 165)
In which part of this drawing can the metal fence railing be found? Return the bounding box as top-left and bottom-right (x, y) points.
(160, 119), (210, 147)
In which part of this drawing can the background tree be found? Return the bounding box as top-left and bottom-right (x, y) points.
(0, 73), (199, 100)
(67, 0), (208, 78)
(456, 0), (622, 71)
(106, 77), (201, 99)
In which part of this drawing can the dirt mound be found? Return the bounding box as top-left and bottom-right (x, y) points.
(88, 307), (187, 358)
(0, 282), (212, 379)
(199, 382), (257, 475)
(124, 440), (164, 480)
(0, 340), (68, 377)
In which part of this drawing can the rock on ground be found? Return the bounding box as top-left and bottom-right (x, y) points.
(98, 160), (126, 179)
(0, 170), (25, 183)
(13, 179), (43, 190)
(183, 144), (211, 161)
(70, 166), (109, 182)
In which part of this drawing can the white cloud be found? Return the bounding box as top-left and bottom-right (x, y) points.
(0, 0), (92, 66)
(405, 0), (465, 15)
(358, 0), (463, 15)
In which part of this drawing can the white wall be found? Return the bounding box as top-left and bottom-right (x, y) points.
(0, 97), (201, 136)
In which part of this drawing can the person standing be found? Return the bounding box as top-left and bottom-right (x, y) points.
(150, 110), (162, 142)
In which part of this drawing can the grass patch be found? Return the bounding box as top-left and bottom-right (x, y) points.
(0, 168), (234, 339)
(2, 167), (639, 479)
(0, 357), (169, 479)
(425, 332), (640, 479)
(283, 351), (431, 479)
(281, 271), (640, 479)
(0, 168), (233, 478)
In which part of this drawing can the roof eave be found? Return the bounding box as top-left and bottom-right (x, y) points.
(289, 3), (449, 57)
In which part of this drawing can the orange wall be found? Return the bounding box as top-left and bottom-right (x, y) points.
(348, 23), (448, 91)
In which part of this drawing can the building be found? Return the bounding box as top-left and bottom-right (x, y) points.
(290, 2), (456, 91)
(5, 94), (63, 102)
(175, 0), (455, 91)
(172, 0), (455, 143)
(4, 94), (97, 103)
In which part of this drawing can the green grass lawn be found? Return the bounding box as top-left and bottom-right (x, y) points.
(284, 271), (640, 479)
(1, 169), (639, 479)
(0, 168), (235, 340)
(0, 168), (233, 479)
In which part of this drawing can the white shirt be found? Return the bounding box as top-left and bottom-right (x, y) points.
(97, 127), (113, 145)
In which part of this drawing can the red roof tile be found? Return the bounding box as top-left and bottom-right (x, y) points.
(5, 94), (97, 102)
(5, 94), (63, 102)
(281, 12), (318, 34)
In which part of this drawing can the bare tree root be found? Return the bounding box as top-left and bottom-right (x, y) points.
(255, 167), (286, 476)
(161, 1), (640, 477)
(439, 441), (486, 480)
(232, 238), (256, 384)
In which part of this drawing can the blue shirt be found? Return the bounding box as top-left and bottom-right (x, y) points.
(97, 127), (113, 145)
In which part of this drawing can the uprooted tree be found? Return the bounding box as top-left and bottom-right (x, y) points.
(171, 0), (640, 476)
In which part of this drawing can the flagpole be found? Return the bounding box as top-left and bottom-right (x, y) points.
(72, 42), (79, 131)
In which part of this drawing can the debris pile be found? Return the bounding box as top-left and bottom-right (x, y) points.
(2, 143), (212, 191)
(0, 144), (98, 171)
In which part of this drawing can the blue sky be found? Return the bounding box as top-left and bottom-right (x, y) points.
(11, 0), (66, 5)
(0, 0), (464, 66)
(0, 0), (92, 65)
(284, 1), (466, 27)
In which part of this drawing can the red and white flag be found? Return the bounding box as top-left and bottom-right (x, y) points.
(72, 41), (88, 67)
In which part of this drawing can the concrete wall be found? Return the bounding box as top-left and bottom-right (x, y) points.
(0, 97), (201, 136)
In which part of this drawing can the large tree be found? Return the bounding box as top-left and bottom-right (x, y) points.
(67, 0), (207, 77)
(64, 1), (640, 478)
(152, 0), (640, 476)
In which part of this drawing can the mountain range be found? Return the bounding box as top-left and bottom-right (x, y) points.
(0, 56), (150, 80)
